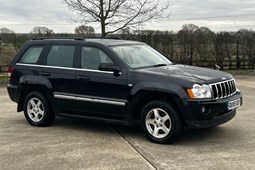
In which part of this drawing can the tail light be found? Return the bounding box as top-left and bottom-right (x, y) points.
(8, 66), (14, 78)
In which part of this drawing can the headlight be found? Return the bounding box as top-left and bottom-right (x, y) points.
(187, 84), (212, 99)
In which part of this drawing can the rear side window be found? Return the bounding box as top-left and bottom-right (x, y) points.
(46, 45), (75, 67)
(20, 46), (43, 64)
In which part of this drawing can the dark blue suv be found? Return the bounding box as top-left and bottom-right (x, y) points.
(7, 38), (242, 143)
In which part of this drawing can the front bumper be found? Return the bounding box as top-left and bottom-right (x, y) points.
(186, 109), (236, 128)
(184, 91), (242, 129)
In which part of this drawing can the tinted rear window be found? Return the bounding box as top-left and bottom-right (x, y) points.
(46, 45), (75, 67)
(20, 46), (43, 64)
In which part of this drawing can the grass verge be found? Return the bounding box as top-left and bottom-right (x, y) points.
(0, 76), (8, 81)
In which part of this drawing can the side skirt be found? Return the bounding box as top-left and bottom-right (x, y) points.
(56, 112), (133, 126)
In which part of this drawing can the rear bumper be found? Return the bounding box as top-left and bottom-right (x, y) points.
(7, 84), (19, 103)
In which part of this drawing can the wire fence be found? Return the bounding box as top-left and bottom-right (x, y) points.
(0, 65), (8, 73)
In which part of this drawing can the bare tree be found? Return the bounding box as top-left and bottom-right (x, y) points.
(31, 26), (54, 36)
(213, 32), (235, 70)
(177, 24), (199, 65)
(63, 0), (170, 37)
(0, 27), (15, 53)
(0, 28), (29, 52)
(13, 34), (29, 52)
(194, 27), (214, 64)
(237, 29), (255, 69)
(75, 25), (95, 36)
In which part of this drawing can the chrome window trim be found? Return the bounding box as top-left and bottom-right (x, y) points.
(40, 65), (75, 70)
(16, 63), (39, 67)
(76, 68), (113, 74)
(16, 63), (75, 70)
(54, 94), (126, 106)
(16, 63), (113, 74)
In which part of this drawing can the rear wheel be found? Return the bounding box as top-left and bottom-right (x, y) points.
(140, 100), (183, 143)
(24, 92), (55, 127)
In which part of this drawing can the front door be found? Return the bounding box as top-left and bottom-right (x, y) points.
(75, 46), (129, 119)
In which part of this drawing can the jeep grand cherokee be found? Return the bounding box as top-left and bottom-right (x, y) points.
(7, 38), (242, 143)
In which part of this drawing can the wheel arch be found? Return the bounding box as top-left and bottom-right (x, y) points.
(130, 90), (187, 125)
(17, 75), (53, 112)
(17, 84), (53, 112)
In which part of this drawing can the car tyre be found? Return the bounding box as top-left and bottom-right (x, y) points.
(23, 91), (55, 127)
(140, 100), (183, 144)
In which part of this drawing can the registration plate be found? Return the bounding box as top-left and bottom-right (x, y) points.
(228, 98), (241, 110)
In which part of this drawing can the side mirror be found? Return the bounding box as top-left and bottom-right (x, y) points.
(99, 63), (121, 76)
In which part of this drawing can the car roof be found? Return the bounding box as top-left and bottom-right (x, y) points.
(30, 38), (145, 47)
(85, 38), (144, 46)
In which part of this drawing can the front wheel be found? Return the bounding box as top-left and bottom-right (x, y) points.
(24, 91), (55, 127)
(140, 100), (183, 143)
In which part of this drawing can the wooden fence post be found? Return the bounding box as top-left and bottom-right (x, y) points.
(236, 40), (241, 68)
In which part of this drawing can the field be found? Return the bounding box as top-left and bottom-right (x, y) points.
(0, 46), (16, 66)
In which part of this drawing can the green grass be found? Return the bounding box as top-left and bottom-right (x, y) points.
(0, 76), (8, 81)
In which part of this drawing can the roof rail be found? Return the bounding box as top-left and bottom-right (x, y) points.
(85, 37), (122, 40)
(32, 37), (85, 41)
(108, 37), (122, 40)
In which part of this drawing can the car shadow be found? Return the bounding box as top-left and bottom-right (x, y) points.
(51, 117), (120, 135)
(51, 117), (234, 144)
(14, 116), (234, 144)
(110, 123), (234, 145)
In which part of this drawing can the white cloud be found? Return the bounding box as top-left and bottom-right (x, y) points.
(0, 0), (78, 33)
(0, 0), (254, 33)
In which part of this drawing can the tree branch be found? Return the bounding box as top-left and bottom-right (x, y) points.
(63, 0), (171, 36)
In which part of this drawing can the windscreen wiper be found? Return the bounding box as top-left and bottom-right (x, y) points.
(151, 64), (168, 67)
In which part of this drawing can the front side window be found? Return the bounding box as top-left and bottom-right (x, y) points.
(46, 45), (75, 67)
(20, 46), (43, 64)
(111, 45), (172, 69)
(81, 47), (113, 70)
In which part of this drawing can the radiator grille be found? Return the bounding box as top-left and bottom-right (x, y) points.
(209, 79), (236, 99)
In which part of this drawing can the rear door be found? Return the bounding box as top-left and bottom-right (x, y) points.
(39, 41), (78, 113)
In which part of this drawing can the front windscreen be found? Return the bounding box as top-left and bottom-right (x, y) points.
(111, 45), (172, 69)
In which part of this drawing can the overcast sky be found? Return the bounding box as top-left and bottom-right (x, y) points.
(0, 0), (254, 33)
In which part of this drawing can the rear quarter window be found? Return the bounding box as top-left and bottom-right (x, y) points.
(19, 46), (43, 64)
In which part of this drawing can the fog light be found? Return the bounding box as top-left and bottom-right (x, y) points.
(201, 106), (206, 113)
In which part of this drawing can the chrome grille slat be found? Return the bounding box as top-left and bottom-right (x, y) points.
(233, 80), (236, 91)
(219, 84), (223, 98)
(227, 81), (231, 95)
(230, 81), (234, 93)
(215, 85), (219, 98)
(224, 82), (228, 96)
(222, 83), (226, 97)
(229, 81), (233, 93)
(214, 84), (219, 98)
(209, 79), (237, 99)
